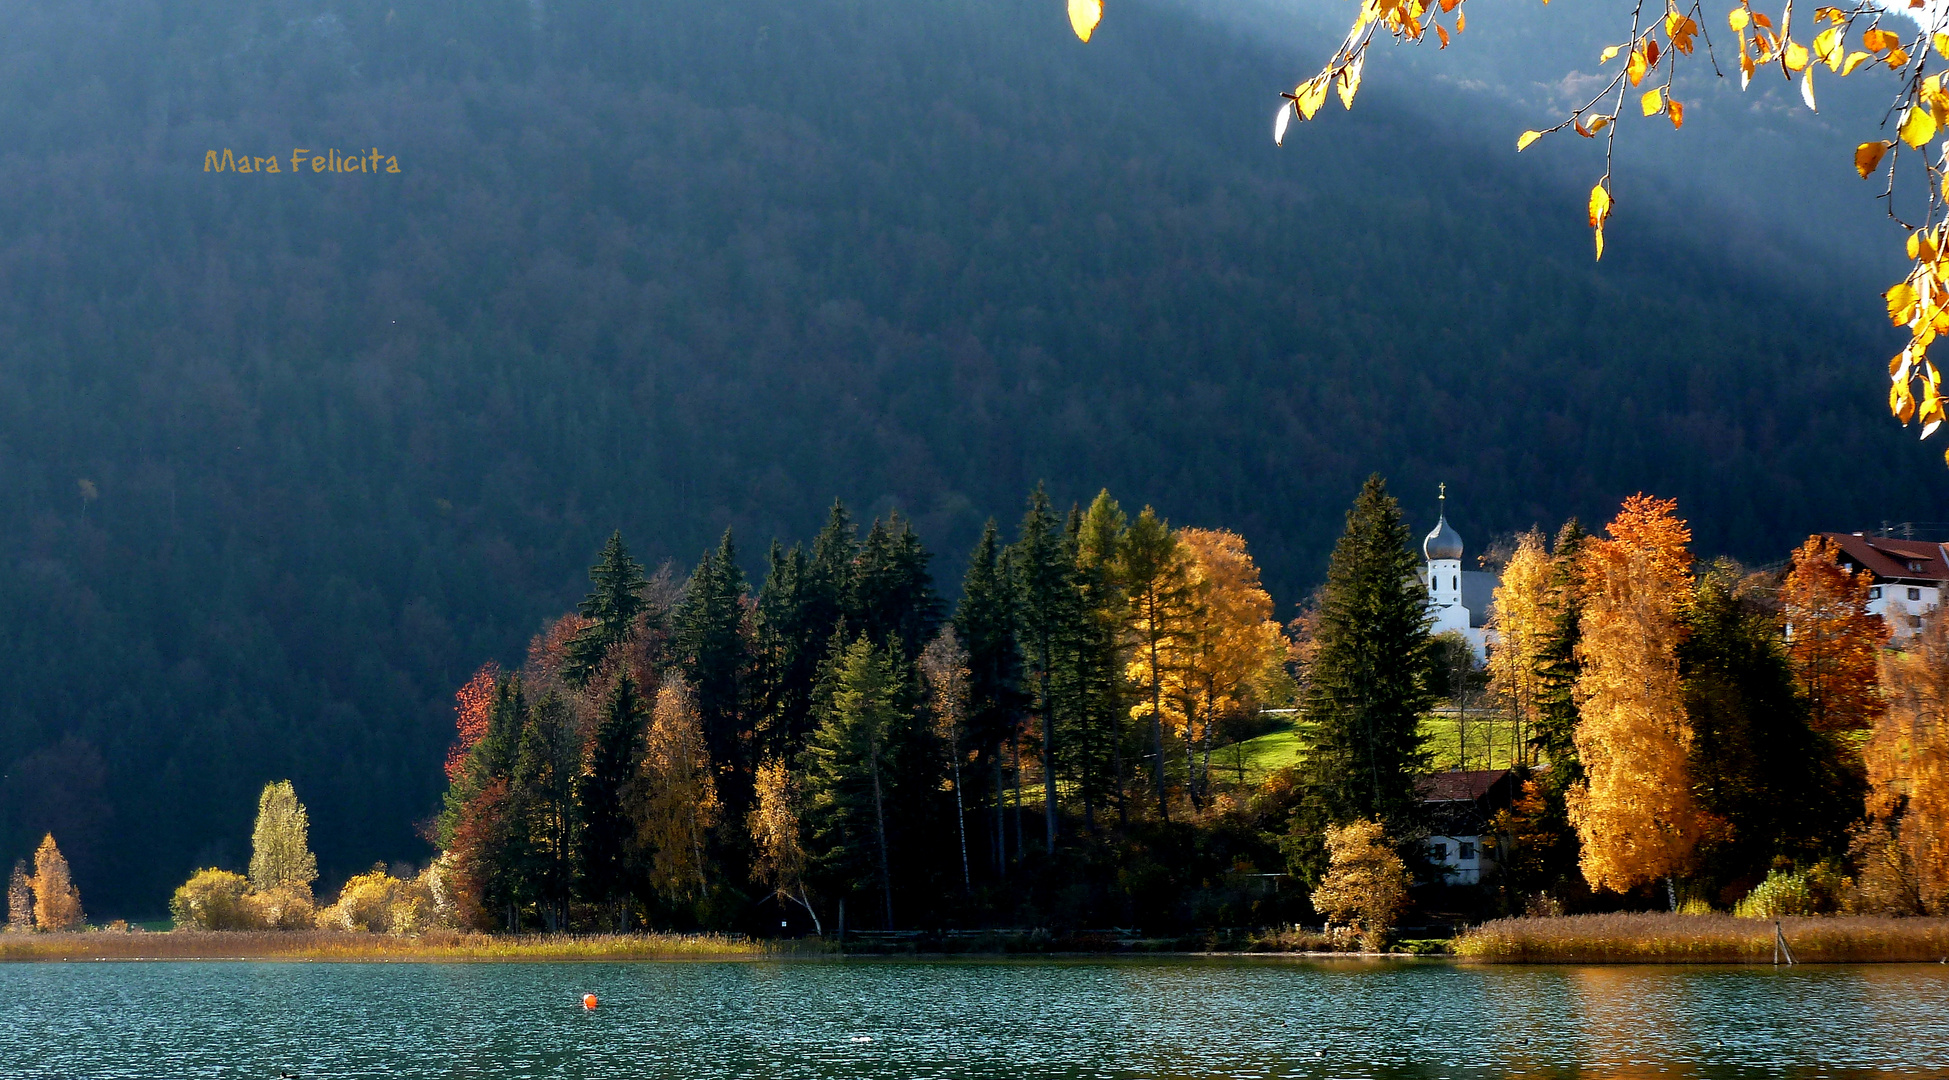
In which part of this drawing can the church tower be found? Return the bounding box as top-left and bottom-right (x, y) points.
(1424, 484), (1472, 640)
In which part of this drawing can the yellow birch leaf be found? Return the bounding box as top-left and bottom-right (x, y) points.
(1842, 51), (1873, 74)
(1627, 48), (1649, 85)
(1588, 182), (1612, 229)
(1594, 225), (1605, 260)
(1856, 140), (1890, 178)
(1298, 77), (1330, 119)
(1936, 31), (1949, 59)
(1667, 98), (1685, 128)
(1889, 281), (1921, 324)
(1068, 0), (1103, 41)
(1801, 67), (1817, 111)
(1457, 11), (1466, 31)
(1894, 381), (1908, 416)
(1862, 27), (1897, 52)
(1587, 113), (1612, 132)
(1785, 40), (1810, 70)
(1275, 101), (1294, 145)
(1517, 129), (1544, 150)
(1642, 86), (1664, 115)
(1888, 46), (1911, 68)
(1729, 7), (1749, 31)
(1600, 44), (1621, 62)
(1901, 105), (1938, 149)
(1813, 27), (1843, 68)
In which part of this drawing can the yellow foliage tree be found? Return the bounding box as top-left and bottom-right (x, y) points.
(1117, 507), (1198, 817)
(170, 868), (254, 930)
(748, 758), (820, 932)
(1309, 818), (1410, 950)
(1569, 495), (1703, 893)
(1071, 0), (1949, 467)
(638, 676), (720, 901)
(28, 834), (82, 931)
(1486, 529), (1555, 768)
(1169, 528), (1293, 803)
(1859, 613), (1949, 913)
(1782, 535), (1888, 734)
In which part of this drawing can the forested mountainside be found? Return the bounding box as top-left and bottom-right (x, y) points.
(0, 0), (1930, 913)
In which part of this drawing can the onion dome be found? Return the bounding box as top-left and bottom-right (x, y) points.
(1424, 485), (1463, 561)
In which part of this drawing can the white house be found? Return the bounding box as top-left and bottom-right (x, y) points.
(1417, 769), (1521, 885)
(1418, 485), (1496, 661)
(1822, 532), (1948, 638)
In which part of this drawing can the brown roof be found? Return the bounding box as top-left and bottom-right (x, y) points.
(1416, 769), (1511, 803)
(1821, 533), (1949, 583)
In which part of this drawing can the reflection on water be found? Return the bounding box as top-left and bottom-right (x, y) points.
(0, 957), (1944, 1079)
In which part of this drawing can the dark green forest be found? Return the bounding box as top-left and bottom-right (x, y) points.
(0, 0), (1933, 915)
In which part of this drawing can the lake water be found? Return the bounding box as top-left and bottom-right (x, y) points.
(1, 957), (1945, 1079)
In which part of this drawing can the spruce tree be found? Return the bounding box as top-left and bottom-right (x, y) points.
(1068, 491), (1130, 831)
(565, 531), (649, 686)
(803, 636), (901, 929)
(674, 530), (755, 824)
(509, 693), (581, 931)
(1012, 484), (1076, 852)
(248, 780), (319, 895)
(1299, 475), (1434, 835)
(577, 673), (647, 926)
(955, 520), (1023, 873)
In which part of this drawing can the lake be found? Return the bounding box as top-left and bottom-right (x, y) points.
(2, 957), (1945, 1078)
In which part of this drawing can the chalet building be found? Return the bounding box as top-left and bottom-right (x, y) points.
(1821, 532), (1949, 638)
(1417, 485), (1498, 661)
(1416, 768), (1521, 885)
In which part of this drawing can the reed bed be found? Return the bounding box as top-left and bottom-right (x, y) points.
(0, 929), (813, 962)
(1454, 913), (1949, 963)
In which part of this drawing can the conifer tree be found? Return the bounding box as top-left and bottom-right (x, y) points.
(1532, 520), (1588, 774)
(1298, 476), (1433, 833)
(509, 693), (581, 930)
(804, 637), (902, 928)
(577, 673), (647, 925)
(955, 520), (1023, 873)
(674, 530), (754, 822)
(565, 531), (649, 687)
(248, 780), (318, 895)
(29, 834), (81, 932)
(856, 512), (941, 656)
(6, 860), (30, 933)
(1064, 493), (1130, 831)
(1119, 507), (1199, 820)
(1013, 484), (1076, 852)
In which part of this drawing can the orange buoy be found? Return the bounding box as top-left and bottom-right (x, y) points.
(582, 993), (599, 1010)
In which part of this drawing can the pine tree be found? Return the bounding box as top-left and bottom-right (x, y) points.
(674, 530), (754, 823)
(248, 780), (319, 895)
(565, 531), (650, 687)
(29, 834), (82, 932)
(955, 519), (1024, 873)
(577, 673), (647, 925)
(6, 860), (31, 933)
(1013, 484), (1076, 852)
(1298, 476), (1434, 834)
(1119, 506), (1199, 820)
(803, 636), (902, 928)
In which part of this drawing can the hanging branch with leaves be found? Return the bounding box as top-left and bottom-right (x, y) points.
(1069, 0), (1949, 464)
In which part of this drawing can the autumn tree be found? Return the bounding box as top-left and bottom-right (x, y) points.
(637, 675), (720, 903)
(1119, 506), (1199, 819)
(1310, 819), (1411, 951)
(1298, 476), (1433, 834)
(804, 636), (901, 929)
(1858, 611), (1949, 913)
(1487, 530), (1555, 769)
(1173, 527), (1292, 804)
(748, 758), (821, 931)
(1570, 494), (1703, 895)
(444, 662), (501, 782)
(919, 626), (974, 890)
(6, 861), (30, 933)
(248, 780), (318, 897)
(29, 834), (81, 931)
(1069, 0), (1949, 470)
(1782, 535), (1888, 733)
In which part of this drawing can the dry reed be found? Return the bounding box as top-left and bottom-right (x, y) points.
(0, 929), (815, 962)
(1454, 913), (1949, 963)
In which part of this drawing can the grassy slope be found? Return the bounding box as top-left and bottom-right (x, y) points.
(1219, 713), (1532, 785)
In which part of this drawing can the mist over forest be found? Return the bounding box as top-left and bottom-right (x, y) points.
(0, 0), (1935, 915)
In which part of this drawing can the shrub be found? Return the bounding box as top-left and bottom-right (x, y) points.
(1735, 870), (1817, 918)
(171, 869), (257, 930)
(317, 868), (434, 933)
(242, 884), (316, 930)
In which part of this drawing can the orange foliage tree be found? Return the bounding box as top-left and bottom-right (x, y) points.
(1069, 0), (1949, 467)
(444, 662), (502, 782)
(1170, 528), (1293, 804)
(1486, 529), (1555, 769)
(1569, 495), (1704, 893)
(1782, 535), (1888, 733)
(1859, 614), (1949, 913)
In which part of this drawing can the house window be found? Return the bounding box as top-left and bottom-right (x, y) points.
(1912, 615), (1925, 628)
(1430, 842), (1448, 861)
(1870, 586), (1883, 600)
(1910, 587), (1923, 602)
(1459, 842), (1476, 861)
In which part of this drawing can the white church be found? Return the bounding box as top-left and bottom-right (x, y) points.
(1418, 485), (1496, 661)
